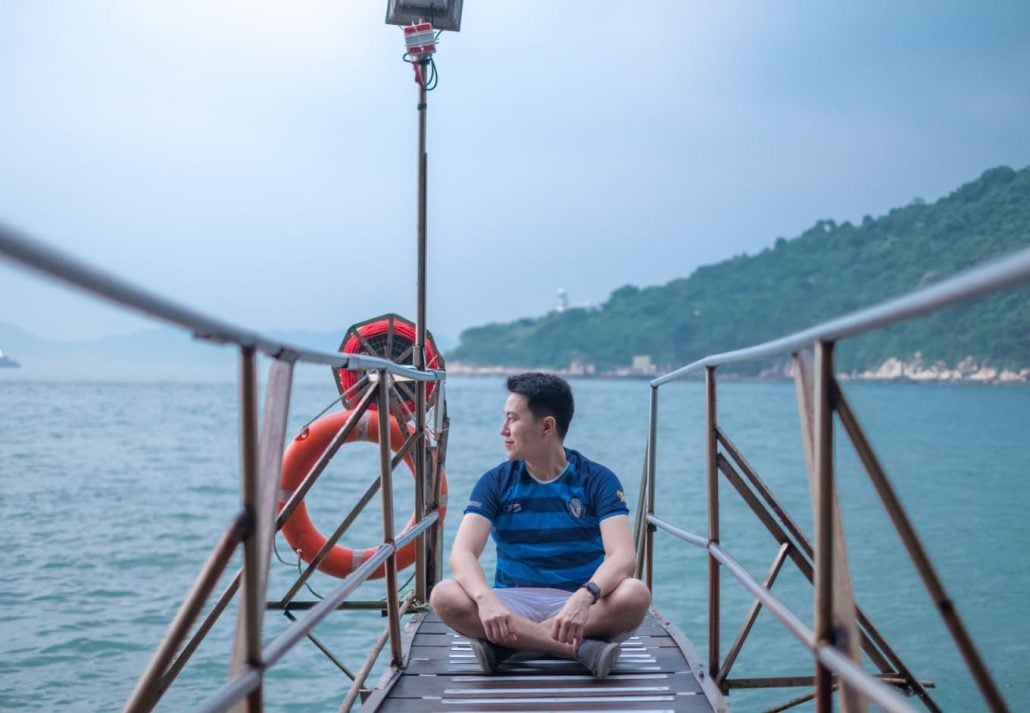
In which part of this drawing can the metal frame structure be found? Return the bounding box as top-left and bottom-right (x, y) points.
(1, 21), (453, 710)
(635, 246), (1030, 713)
(4, 230), (1028, 712)
(0, 223), (448, 712)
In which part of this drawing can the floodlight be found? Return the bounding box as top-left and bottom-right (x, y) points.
(385, 0), (463, 32)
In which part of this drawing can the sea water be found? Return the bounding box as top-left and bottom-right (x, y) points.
(1, 375), (1027, 712)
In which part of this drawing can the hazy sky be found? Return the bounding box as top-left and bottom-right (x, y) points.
(2, 2), (1029, 346)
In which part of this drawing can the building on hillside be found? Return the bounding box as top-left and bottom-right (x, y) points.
(631, 355), (656, 374)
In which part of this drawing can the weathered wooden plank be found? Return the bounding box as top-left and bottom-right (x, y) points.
(365, 609), (722, 712)
(385, 671), (703, 698)
(412, 633), (682, 648)
(403, 645), (688, 676)
(414, 617), (668, 637)
(373, 692), (713, 712)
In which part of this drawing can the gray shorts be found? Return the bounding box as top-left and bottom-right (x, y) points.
(493, 586), (636, 642)
(493, 587), (572, 623)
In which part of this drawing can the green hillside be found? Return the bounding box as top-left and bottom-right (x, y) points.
(450, 166), (1030, 374)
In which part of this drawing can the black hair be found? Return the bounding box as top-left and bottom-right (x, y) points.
(506, 372), (574, 439)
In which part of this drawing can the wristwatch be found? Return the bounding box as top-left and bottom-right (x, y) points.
(580, 581), (601, 604)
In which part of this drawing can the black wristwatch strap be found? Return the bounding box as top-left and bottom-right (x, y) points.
(580, 581), (601, 604)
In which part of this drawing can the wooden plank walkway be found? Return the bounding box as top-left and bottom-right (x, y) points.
(364, 609), (727, 712)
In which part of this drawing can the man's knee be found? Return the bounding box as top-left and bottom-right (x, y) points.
(610, 578), (651, 618)
(430, 579), (472, 619)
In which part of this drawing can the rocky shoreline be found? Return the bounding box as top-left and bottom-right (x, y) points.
(450, 356), (1030, 384)
(841, 356), (1029, 384)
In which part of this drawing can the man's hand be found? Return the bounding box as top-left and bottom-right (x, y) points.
(477, 593), (518, 644)
(450, 514), (516, 643)
(550, 589), (593, 648)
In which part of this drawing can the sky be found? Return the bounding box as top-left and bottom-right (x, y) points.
(1, 2), (1029, 347)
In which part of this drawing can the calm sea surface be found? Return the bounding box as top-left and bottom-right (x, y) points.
(1, 375), (1028, 712)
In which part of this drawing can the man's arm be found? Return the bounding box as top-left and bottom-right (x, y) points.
(449, 512), (494, 600)
(449, 512), (517, 643)
(550, 514), (637, 646)
(590, 514), (638, 593)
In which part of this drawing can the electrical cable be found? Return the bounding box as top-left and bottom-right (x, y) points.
(424, 57), (438, 91)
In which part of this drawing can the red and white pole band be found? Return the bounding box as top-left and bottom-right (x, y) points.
(403, 22), (436, 59)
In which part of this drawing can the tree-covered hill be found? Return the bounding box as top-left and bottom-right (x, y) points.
(449, 166), (1030, 374)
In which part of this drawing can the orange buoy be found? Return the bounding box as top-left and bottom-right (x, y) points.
(278, 408), (447, 579)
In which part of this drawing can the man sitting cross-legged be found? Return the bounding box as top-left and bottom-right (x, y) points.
(430, 373), (651, 679)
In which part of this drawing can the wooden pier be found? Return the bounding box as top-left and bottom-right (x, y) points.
(364, 609), (727, 712)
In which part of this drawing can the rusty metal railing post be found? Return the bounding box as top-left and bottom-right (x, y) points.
(834, 386), (1010, 712)
(643, 383), (658, 590)
(413, 54), (431, 603)
(338, 593), (417, 713)
(122, 513), (248, 713)
(378, 371), (404, 665)
(717, 542), (791, 686)
(414, 379), (427, 602)
(229, 346), (263, 713)
(813, 341), (835, 712)
(705, 366), (720, 680)
(232, 357), (294, 712)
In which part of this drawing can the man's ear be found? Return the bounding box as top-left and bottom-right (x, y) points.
(543, 415), (556, 435)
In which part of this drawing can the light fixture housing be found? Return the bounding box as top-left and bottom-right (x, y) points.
(385, 0), (463, 32)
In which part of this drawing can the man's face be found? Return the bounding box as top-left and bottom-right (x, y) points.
(499, 392), (546, 462)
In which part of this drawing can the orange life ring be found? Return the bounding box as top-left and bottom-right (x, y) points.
(278, 408), (447, 579)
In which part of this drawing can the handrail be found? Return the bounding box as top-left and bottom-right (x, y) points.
(653, 245), (1030, 385)
(0, 219), (454, 710)
(0, 221), (443, 380)
(192, 513), (437, 713)
(639, 249), (1027, 712)
(647, 514), (918, 712)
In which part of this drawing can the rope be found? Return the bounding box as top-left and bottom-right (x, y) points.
(299, 395), (343, 432)
(298, 555), (326, 600)
(272, 532), (296, 566)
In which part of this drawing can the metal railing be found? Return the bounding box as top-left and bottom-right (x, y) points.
(635, 246), (1030, 713)
(0, 223), (449, 712)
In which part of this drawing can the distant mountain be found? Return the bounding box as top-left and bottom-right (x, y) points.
(0, 323), (228, 380)
(0, 324), (352, 381)
(449, 166), (1030, 375)
(0, 314), (457, 382)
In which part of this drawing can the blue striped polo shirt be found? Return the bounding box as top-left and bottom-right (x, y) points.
(465, 448), (629, 591)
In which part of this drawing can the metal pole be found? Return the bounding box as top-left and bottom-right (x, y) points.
(223, 347), (263, 712)
(122, 514), (247, 713)
(813, 341), (834, 712)
(430, 391), (448, 589)
(413, 55), (431, 604)
(274, 385), (378, 529)
(717, 542), (791, 686)
(717, 427), (927, 690)
(705, 366), (720, 680)
(633, 447), (649, 580)
(337, 593), (416, 713)
(414, 381), (427, 602)
(278, 475), (383, 608)
(416, 67), (428, 360)
(281, 611), (356, 680)
(242, 357), (294, 629)
(378, 372), (404, 665)
(644, 384), (658, 590)
(160, 570), (242, 696)
(835, 386), (1009, 712)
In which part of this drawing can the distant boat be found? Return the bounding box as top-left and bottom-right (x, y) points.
(0, 349), (20, 368)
